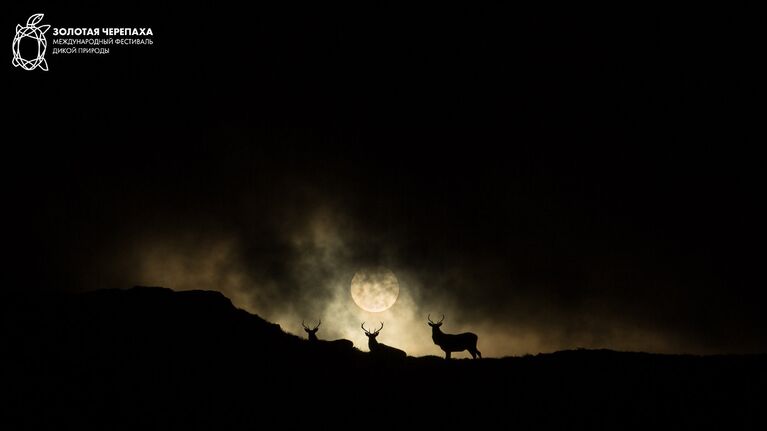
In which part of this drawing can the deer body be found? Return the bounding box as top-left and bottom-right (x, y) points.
(329, 339), (354, 349)
(362, 322), (407, 359)
(303, 320), (354, 349)
(428, 315), (481, 359)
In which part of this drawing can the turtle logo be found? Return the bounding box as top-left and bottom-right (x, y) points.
(12, 13), (50, 71)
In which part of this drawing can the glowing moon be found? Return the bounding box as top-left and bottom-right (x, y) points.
(350, 267), (399, 312)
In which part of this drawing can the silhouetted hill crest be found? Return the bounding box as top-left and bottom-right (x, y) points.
(2, 287), (764, 428)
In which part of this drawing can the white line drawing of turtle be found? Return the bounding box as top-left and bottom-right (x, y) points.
(12, 13), (51, 71)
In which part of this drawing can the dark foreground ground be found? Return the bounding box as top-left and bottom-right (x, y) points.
(2, 287), (764, 428)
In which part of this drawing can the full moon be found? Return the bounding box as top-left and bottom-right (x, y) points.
(350, 267), (400, 312)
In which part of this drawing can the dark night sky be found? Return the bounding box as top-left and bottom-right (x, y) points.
(4, 3), (764, 355)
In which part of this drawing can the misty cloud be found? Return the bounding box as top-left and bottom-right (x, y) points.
(100, 191), (716, 357)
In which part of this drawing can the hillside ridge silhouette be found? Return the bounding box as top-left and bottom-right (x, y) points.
(2, 287), (764, 428)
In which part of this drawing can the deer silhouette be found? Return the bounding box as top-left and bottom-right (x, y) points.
(302, 319), (321, 342)
(361, 322), (406, 358)
(302, 319), (354, 349)
(428, 314), (481, 359)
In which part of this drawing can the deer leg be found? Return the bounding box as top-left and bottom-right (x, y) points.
(445, 351), (451, 360)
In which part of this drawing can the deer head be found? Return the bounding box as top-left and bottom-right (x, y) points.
(302, 319), (321, 342)
(362, 322), (384, 351)
(362, 321), (383, 338)
(427, 314), (445, 329)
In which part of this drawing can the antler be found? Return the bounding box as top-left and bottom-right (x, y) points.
(313, 319), (321, 330)
(302, 320), (309, 330)
(428, 314), (445, 324)
(362, 321), (384, 334)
